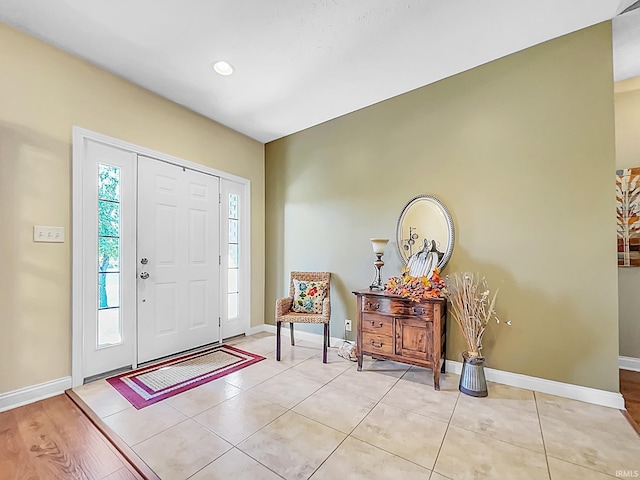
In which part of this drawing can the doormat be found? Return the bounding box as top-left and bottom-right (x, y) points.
(107, 345), (264, 409)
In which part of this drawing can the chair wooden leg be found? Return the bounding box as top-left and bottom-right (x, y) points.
(327, 322), (330, 348)
(276, 321), (281, 361)
(290, 322), (295, 346)
(323, 323), (329, 364)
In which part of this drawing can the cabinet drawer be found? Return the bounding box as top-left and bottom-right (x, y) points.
(361, 296), (405, 315)
(361, 295), (437, 320)
(362, 332), (394, 356)
(362, 296), (389, 313)
(404, 303), (434, 320)
(361, 313), (392, 336)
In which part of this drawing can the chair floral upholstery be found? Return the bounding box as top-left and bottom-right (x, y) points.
(276, 271), (331, 363)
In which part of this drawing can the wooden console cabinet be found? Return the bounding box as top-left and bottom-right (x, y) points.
(352, 290), (446, 390)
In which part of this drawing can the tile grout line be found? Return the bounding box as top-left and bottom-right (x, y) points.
(304, 367), (405, 478)
(93, 337), (516, 479)
(102, 345), (297, 477)
(185, 446), (286, 480)
(272, 358), (446, 477)
(233, 446), (287, 479)
(182, 445), (233, 480)
(533, 391), (553, 480)
(534, 393), (626, 479)
(450, 414), (548, 456)
(429, 384), (461, 479)
(78, 339), (348, 478)
(84, 334), (639, 479)
(280, 355), (391, 477)
(230, 361), (353, 480)
(188, 397), (290, 478)
(129, 399), (240, 478)
(208, 357), (333, 477)
(306, 364), (459, 477)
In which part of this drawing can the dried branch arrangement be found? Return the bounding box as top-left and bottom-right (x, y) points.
(445, 272), (507, 358)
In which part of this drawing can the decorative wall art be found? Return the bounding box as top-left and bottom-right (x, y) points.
(616, 167), (640, 266)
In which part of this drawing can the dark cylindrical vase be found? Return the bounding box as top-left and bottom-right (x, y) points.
(459, 352), (488, 397)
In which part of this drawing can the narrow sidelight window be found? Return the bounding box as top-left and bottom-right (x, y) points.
(97, 164), (122, 346)
(228, 193), (240, 319)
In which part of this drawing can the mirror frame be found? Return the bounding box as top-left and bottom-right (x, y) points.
(395, 194), (455, 272)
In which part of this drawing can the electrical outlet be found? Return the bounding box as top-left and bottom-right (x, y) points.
(345, 319), (352, 332)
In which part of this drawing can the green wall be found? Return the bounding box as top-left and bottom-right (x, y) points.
(265, 22), (619, 392)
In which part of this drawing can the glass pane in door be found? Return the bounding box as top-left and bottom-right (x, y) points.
(98, 164), (122, 347)
(227, 193), (239, 320)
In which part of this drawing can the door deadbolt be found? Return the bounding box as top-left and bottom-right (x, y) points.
(140, 257), (148, 265)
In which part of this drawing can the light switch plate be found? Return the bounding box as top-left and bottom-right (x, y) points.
(34, 225), (65, 243)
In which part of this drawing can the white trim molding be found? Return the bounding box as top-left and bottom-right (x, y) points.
(619, 356), (640, 372)
(261, 324), (345, 349)
(0, 377), (72, 413)
(446, 360), (625, 410)
(245, 325), (626, 410)
(246, 324), (270, 336)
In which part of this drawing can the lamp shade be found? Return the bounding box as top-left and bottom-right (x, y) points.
(370, 238), (389, 255)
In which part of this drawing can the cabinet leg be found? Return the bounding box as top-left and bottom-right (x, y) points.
(357, 352), (363, 372)
(434, 369), (441, 391)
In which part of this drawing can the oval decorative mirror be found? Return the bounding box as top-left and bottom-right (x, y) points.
(396, 194), (455, 272)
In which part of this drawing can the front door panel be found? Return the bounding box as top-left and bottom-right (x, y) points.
(137, 156), (220, 363)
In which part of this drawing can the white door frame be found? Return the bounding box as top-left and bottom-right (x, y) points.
(71, 127), (251, 387)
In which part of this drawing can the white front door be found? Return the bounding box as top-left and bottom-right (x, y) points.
(137, 155), (221, 363)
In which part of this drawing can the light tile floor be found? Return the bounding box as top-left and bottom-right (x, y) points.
(73, 332), (640, 480)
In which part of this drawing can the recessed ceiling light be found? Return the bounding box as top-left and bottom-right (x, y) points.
(212, 61), (234, 76)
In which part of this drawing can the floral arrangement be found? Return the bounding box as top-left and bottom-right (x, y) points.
(444, 272), (510, 359)
(384, 267), (447, 301)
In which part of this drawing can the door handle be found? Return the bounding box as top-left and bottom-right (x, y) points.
(140, 272), (150, 279)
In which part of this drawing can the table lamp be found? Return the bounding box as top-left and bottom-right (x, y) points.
(369, 238), (389, 290)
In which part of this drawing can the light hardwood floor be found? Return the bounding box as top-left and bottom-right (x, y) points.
(621, 368), (640, 434)
(0, 393), (156, 479)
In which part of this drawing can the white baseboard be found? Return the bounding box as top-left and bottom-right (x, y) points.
(245, 324), (268, 336)
(0, 377), (72, 413)
(619, 356), (640, 372)
(251, 324), (625, 410)
(261, 324), (345, 347)
(446, 360), (624, 410)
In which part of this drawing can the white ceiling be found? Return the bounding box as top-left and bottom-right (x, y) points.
(0, 1), (638, 142)
(614, 4), (640, 81)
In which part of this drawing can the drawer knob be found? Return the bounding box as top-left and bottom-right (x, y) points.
(366, 301), (380, 310)
(370, 320), (383, 328)
(370, 340), (383, 348)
